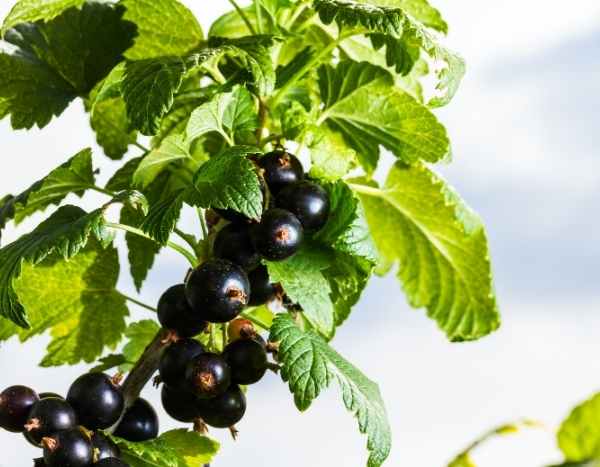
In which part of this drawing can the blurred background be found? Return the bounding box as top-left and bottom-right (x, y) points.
(1, 1), (599, 466)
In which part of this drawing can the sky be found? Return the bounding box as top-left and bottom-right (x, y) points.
(0, 1), (599, 466)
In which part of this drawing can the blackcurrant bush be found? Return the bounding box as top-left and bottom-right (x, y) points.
(258, 150), (304, 194)
(223, 338), (268, 385)
(91, 431), (120, 460)
(66, 373), (124, 430)
(227, 318), (257, 341)
(185, 259), (250, 323)
(0, 385), (39, 432)
(213, 223), (261, 271)
(95, 459), (130, 467)
(114, 398), (159, 442)
(248, 265), (278, 306)
(158, 284), (207, 337)
(25, 397), (77, 444)
(197, 385), (246, 428)
(161, 385), (202, 423)
(276, 180), (330, 231)
(42, 428), (93, 467)
(251, 208), (303, 261)
(159, 338), (205, 388)
(186, 353), (231, 399)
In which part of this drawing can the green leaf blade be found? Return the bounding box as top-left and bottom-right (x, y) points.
(558, 392), (600, 462)
(1, 0), (85, 35)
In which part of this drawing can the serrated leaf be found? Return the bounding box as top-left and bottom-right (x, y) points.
(0, 2), (136, 129)
(1, 0), (85, 35)
(141, 189), (185, 245)
(106, 157), (144, 192)
(352, 162), (500, 341)
(0, 239), (128, 366)
(133, 135), (190, 188)
(318, 60), (449, 172)
(120, 319), (160, 371)
(112, 429), (219, 467)
(88, 96), (137, 160)
(270, 314), (391, 467)
(185, 146), (263, 220)
(121, 0), (203, 60)
(558, 392), (600, 462)
(91, 354), (127, 373)
(0, 205), (106, 328)
(367, 0), (448, 34)
(309, 126), (358, 181)
(186, 85), (258, 145)
(266, 246), (335, 339)
(0, 148), (95, 235)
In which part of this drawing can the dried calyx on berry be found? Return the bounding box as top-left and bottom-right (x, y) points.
(0, 385), (39, 433)
(158, 284), (207, 337)
(250, 208), (304, 261)
(159, 338), (205, 388)
(258, 150), (304, 194)
(186, 353), (232, 399)
(228, 318), (258, 341)
(41, 427), (93, 467)
(25, 397), (77, 444)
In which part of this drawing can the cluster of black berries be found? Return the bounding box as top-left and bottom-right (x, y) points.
(156, 149), (330, 434)
(0, 372), (158, 467)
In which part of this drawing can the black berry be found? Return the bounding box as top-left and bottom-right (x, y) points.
(66, 373), (124, 430)
(198, 385), (246, 428)
(213, 223), (261, 271)
(258, 150), (304, 194)
(158, 284), (207, 337)
(161, 385), (202, 423)
(95, 459), (130, 467)
(186, 353), (231, 399)
(24, 393), (65, 447)
(223, 338), (268, 385)
(185, 259), (250, 323)
(276, 180), (330, 231)
(159, 338), (205, 388)
(114, 398), (159, 442)
(25, 398), (77, 444)
(248, 265), (278, 306)
(0, 385), (39, 432)
(33, 458), (46, 467)
(251, 208), (303, 261)
(214, 208), (249, 224)
(42, 428), (93, 467)
(38, 392), (63, 400)
(91, 431), (120, 460)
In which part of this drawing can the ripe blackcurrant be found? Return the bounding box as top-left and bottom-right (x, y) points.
(185, 259), (250, 323)
(114, 398), (159, 442)
(251, 208), (303, 261)
(258, 150), (304, 194)
(213, 223), (261, 271)
(248, 265), (278, 306)
(186, 353), (231, 399)
(159, 338), (205, 388)
(227, 318), (257, 341)
(25, 397), (77, 444)
(95, 459), (130, 467)
(223, 338), (268, 385)
(33, 458), (46, 467)
(0, 385), (39, 432)
(91, 431), (120, 460)
(214, 208), (248, 224)
(66, 373), (124, 430)
(38, 392), (63, 400)
(158, 284), (207, 337)
(276, 180), (330, 231)
(42, 428), (93, 467)
(197, 385), (246, 428)
(24, 393), (66, 447)
(161, 385), (202, 423)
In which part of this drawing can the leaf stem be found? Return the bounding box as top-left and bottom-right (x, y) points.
(174, 228), (199, 253)
(133, 141), (150, 153)
(105, 222), (198, 266)
(228, 0), (257, 35)
(255, 0), (264, 33)
(347, 182), (382, 198)
(117, 292), (157, 313)
(89, 185), (116, 197)
(198, 208), (209, 239)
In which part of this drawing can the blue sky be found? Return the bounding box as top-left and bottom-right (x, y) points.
(0, 1), (599, 466)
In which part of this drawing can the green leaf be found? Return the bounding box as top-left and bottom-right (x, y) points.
(318, 60), (449, 172)
(0, 239), (128, 366)
(133, 135), (190, 188)
(90, 354), (127, 373)
(1, 0), (85, 35)
(106, 157), (144, 192)
(121, 0), (203, 60)
(0, 205), (106, 328)
(120, 319), (160, 371)
(368, 0), (448, 34)
(448, 453), (476, 467)
(266, 246), (335, 339)
(352, 162), (500, 342)
(112, 429), (219, 467)
(186, 146), (263, 220)
(308, 126), (358, 181)
(558, 392), (600, 462)
(141, 189), (185, 245)
(88, 96), (137, 160)
(270, 314), (391, 467)
(0, 148), (95, 234)
(185, 85), (258, 146)
(0, 2), (136, 129)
